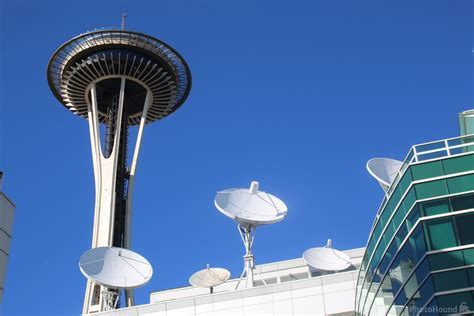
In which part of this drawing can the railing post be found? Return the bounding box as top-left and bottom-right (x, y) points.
(413, 146), (418, 162)
(445, 140), (451, 156)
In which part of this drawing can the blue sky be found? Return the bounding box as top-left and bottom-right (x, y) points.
(0, 0), (472, 315)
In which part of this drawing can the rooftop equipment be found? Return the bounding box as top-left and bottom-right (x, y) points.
(215, 181), (287, 289)
(366, 158), (403, 192)
(189, 264), (231, 293)
(303, 239), (351, 273)
(79, 247), (153, 311)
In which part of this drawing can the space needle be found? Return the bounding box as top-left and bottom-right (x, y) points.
(47, 24), (191, 314)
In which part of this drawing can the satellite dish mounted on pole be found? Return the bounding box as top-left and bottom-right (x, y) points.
(214, 181), (287, 289)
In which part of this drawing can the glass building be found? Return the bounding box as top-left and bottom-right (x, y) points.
(355, 113), (474, 315)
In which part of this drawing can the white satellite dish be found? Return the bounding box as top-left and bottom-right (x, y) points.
(215, 181), (288, 289)
(367, 158), (403, 192)
(303, 239), (351, 272)
(79, 247), (153, 289)
(189, 264), (231, 293)
(215, 181), (287, 226)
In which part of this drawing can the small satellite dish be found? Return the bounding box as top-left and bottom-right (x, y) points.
(79, 247), (153, 289)
(215, 181), (288, 289)
(367, 158), (403, 192)
(215, 181), (287, 226)
(189, 264), (230, 293)
(303, 239), (351, 272)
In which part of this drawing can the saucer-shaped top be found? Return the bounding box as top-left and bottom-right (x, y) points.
(79, 247), (153, 289)
(189, 267), (231, 288)
(303, 247), (351, 272)
(47, 30), (191, 125)
(215, 182), (287, 226)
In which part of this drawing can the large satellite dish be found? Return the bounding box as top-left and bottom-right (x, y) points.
(189, 264), (230, 293)
(303, 239), (351, 272)
(367, 158), (403, 192)
(215, 181), (287, 289)
(79, 247), (153, 289)
(215, 181), (287, 226)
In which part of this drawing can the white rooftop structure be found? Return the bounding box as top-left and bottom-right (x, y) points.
(92, 247), (364, 316)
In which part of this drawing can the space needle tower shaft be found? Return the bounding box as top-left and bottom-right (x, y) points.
(48, 30), (191, 314)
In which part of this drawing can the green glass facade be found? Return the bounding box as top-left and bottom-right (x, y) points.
(355, 134), (474, 315)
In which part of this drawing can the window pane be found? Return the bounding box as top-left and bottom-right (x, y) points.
(464, 248), (474, 265)
(406, 206), (420, 231)
(437, 291), (473, 313)
(433, 269), (469, 292)
(455, 213), (474, 245)
(424, 218), (457, 250)
(422, 297), (439, 316)
(373, 219), (383, 241)
(442, 155), (474, 175)
(447, 174), (474, 194)
(468, 268), (474, 287)
(421, 199), (451, 217)
(392, 206), (406, 230)
(400, 259), (429, 307)
(415, 180), (448, 200)
(396, 224), (408, 248)
(379, 253), (392, 275)
(451, 194), (474, 212)
(412, 161), (444, 181)
(398, 170), (413, 195)
(408, 226), (427, 262)
(406, 278), (435, 313)
(381, 203), (393, 228)
(429, 250), (464, 271)
(402, 189), (417, 214)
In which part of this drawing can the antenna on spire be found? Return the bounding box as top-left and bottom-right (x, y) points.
(121, 13), (126, 30)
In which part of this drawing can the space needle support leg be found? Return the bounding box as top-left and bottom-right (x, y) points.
(83, 82), (103, 314)
(83, 78), (127, 314)
(124, 89), (152, 307)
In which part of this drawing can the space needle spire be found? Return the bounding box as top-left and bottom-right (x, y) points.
(47, 28), (191, 313)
